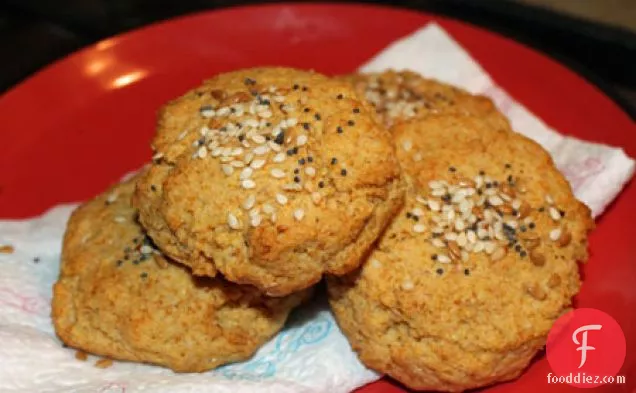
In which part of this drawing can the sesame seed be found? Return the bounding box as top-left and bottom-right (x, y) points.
(222, 164), (234, 176)
(242, 179), (256, 189)
(230, 160), (245, 168)
(286, 118), (298, 127)
(283, 183), (302, 191)
(275, 193), (288, 205)
(448, 166), (456, 172)
(251, 134), (266, 144)
(270, 168), (285, 178)
(297, 135), (308, 146)
(337, 94), (343, 99)
(293, 209), (305, 221)
(488, 195), (504, 206)
(227, 213), (241, 229)
(473, 241), (485, 253)
(305, 167), (316, 177)
(402, 280), (414, 290)
(331, 157), (337, 165)
(437, 254), (451, 263)
(428, 180), (445, 190)
(262, 204), (275, 214)
(240, 167), (253, 180)
(549, 228), (562, 241)
(311, 192), (321, 204)
(436, 268), (444, 275)
(273, 152), (286, 163)
(106, 193), (118, 203)
(197, 146), (208, 158)
(250, 159), (266, 169)
(243, 195), (256, 210)
(200, 106), (215, 118)
(412, 207), (424, 216)
(177, 131), (188, 140)
(549, 207), (562, 221)
(413, 224), (426, 233)
(250, 215), (262, 227)
(337, 126), (343, 134)
(347, 120), (355, 126)
(402, 140), (413, 151)
(432, 238), (445, 248)
(114, 216), (126, 223)
(545, 195), (554, 205)
(254, 145), (269, 155)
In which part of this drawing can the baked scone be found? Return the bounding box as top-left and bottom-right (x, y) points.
(133, 67), (404, 296)
(342, 70), (509, 129)
(52, 175), (309, 372)
(327, 115), (594, 391)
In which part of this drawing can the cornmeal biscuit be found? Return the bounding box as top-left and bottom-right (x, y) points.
(328, 115), (593, 391)
(343, 70), (509, 129)
(53, 175), (309, 372)
(133, 67), (404, 296)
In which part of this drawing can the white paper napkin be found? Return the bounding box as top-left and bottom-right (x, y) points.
(0, 22), (633, 393)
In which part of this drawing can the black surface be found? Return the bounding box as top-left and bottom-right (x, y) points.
(1, 0), (635, 119)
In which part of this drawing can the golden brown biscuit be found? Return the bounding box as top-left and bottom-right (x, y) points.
(342, 70), (509, 129)
(52, 175), (309, 372)
(133, 67), (404, 296)
(328, 115), (593, 391)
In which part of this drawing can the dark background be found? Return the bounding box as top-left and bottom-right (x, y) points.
(1, 0), (635, 118)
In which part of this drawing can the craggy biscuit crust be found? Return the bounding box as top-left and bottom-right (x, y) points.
(328, 115), (593, 391)
(342, 70), (510, 130)
(133, 67), (404, 296)
(53, 175), (308, 372)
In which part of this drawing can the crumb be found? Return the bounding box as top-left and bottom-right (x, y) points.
(155, 257), (168, 269)
(95, 358), (113, 369)
(0, 245), (14, 254)
(75, 350), (88, 361)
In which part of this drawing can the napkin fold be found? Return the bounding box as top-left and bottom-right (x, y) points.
(0, 22), (633, 393)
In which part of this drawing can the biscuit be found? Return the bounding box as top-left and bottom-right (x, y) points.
(133, 67), (404, 296)
(52, 175), (309, 372)
(343, 70), (509, 129)
(328, 115), (593, 391)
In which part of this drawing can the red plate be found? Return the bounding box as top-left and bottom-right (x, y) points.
(0, 3), (634, 392)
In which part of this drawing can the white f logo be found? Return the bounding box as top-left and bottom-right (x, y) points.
(572, 324), (602, 368)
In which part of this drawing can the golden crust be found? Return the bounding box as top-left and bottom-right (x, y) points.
(328, 115), (594, 391)
(52, 175), (309, 372)
(133, 67), (404, 296)
(341, 70), (510, 130)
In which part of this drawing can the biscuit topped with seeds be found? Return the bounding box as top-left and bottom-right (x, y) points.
(53, 175), (308, 372)
(327, 115), (593, 391)
(133, 67), (404, 296)
(343, 70), (509, 129)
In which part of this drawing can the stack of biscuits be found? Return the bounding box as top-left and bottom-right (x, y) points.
(52, 68), (593, 391)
